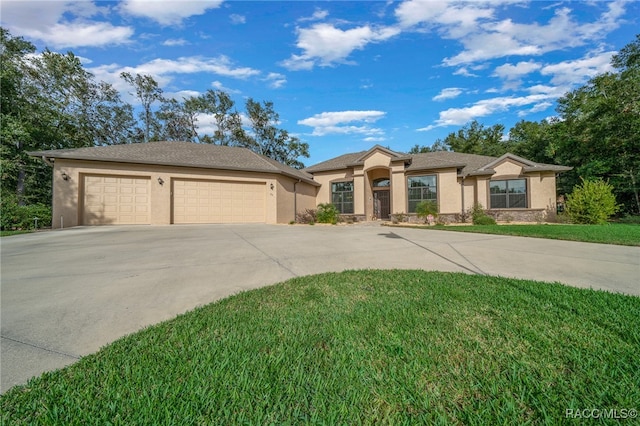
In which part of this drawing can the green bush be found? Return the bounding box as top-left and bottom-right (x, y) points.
(316, 203), (339, 224)
(469, 203), (496, 225)
(565, 178), (619, 224)
(0, 196), (51, 230)
(415, 200), (438, 223)
(473, 215), (497, 225)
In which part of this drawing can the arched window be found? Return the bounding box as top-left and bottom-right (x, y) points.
(373, 178), (390, 188)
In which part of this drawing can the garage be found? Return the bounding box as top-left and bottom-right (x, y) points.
(172, 179), (266, 224)
(82, 175), (150, 225)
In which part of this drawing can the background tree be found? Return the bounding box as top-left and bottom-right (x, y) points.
(243, 98), (309, 168)
(184, 90), (244, 145)
(408, 140), (448, 153)
(441, 120), (510, 156)
(120, 72), (163, 143)
(555, 35), (640, 214)
(155, 98), (197, 142)
(1, 29), (136, 207)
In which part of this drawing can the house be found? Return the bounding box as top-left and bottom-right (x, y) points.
(30, 142), (571, 228)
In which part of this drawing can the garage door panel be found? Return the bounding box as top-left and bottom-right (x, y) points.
(172, 179), (265, 224)
(82, 175), (150, 225)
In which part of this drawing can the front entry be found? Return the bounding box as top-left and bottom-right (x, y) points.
(374, 190), (390, 219)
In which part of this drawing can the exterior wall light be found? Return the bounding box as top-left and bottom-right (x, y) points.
(61, 171), (69, 181)
(158, 177), (165, 185)
(270, 183), (275, 190)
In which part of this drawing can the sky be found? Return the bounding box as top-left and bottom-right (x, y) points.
(1, 0), (638, 166)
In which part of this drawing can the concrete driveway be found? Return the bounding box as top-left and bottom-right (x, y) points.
(2, 223), (638, 393)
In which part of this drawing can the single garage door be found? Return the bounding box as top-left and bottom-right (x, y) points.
(82, 175), (151, 225)
(172, 179), (266, 224)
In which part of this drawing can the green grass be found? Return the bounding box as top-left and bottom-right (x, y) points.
(0, 230), (35, 237)
(2, 270), (639, 424)
(413, 223), (640, 246)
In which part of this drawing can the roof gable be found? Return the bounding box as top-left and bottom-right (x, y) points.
(353, 145), (410, 163)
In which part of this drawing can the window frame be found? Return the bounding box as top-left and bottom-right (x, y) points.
(489, 178), (528, 209)
(407, 175), (437, 213)
(331, 181), (354, 214)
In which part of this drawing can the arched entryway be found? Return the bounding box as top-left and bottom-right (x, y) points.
(368, 169), (391, 219)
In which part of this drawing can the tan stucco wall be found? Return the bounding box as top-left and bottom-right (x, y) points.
(276, 178), (317, 223)
(51, 159), (310, 228)
(391, 164), (407, 215)
(528, 172), (557, 210)
(436, 168), (460, 214)
(461, 177), (475, 212)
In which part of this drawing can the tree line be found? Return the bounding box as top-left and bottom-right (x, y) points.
(410, 35), (639, 215)
(0, 28), (309, 209)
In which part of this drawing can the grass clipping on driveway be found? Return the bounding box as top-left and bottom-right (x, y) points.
(2, 271), (639, 424)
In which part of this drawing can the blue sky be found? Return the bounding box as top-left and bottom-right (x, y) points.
(1, 1), (637, 166)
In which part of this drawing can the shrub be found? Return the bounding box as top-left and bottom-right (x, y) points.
(0, 196), (52, 230)
(469, 203), (496, 225)
(565, 178), (619, 224)
(316, 203), (339, 224)
(391, 213), (406, 224)
(474, 215), (497, 225)
(296, 209), (317, 224)
(415, 200), (438, 224)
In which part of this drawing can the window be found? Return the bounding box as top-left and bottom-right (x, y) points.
(331, 181), (354, 214)
(373, 178), (390, 187)
(490, 179), (527, 208)
(407, 175), (437, 213)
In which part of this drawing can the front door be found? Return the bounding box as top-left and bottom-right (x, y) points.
(374, 190), (390, 219)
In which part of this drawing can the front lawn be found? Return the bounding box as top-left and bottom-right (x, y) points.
(411, 223), (640, 246)
(2, 270), (639, 424)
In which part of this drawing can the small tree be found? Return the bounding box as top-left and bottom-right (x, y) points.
(415, 200), (438, 224)
(565, 178), (619, 224)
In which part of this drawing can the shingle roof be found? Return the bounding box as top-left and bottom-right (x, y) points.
(304, 147), (572, 176)
(29, 141), (319, 186)
(303, 151), (368, 173)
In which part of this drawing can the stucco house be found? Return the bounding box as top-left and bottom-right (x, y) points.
(31, 142), (570, 228)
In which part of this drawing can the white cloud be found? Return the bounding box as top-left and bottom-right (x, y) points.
(230, 14), (246, 25)
(264, 72), (287, 89)
(493, 61), (542, 80)
(442, 2), (627, 66)
(0, 1), (133, 48)
(162, 38), (188, 46)
(211, 81), (241, 94)
(453, 67), (479, 78)
(418, 93), (557, 131)
(395, 0), (494, 36)
(88, 56), (260, 103)
(298, 8), (329, 23)
(298, 111), (386, 136)
(119, 0), (224, 25)
(130, 56), (260, 79)
(433, 88), (463, 101)
(281, 23), (400, 70)
(540, 50), (615, 85)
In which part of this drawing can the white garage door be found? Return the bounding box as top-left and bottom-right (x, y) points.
(83, 175), (150, 225)
(172, 179), (266, 224)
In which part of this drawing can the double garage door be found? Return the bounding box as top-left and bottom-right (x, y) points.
(82, 175), (266, 225)
(172, 179), (265, 224)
